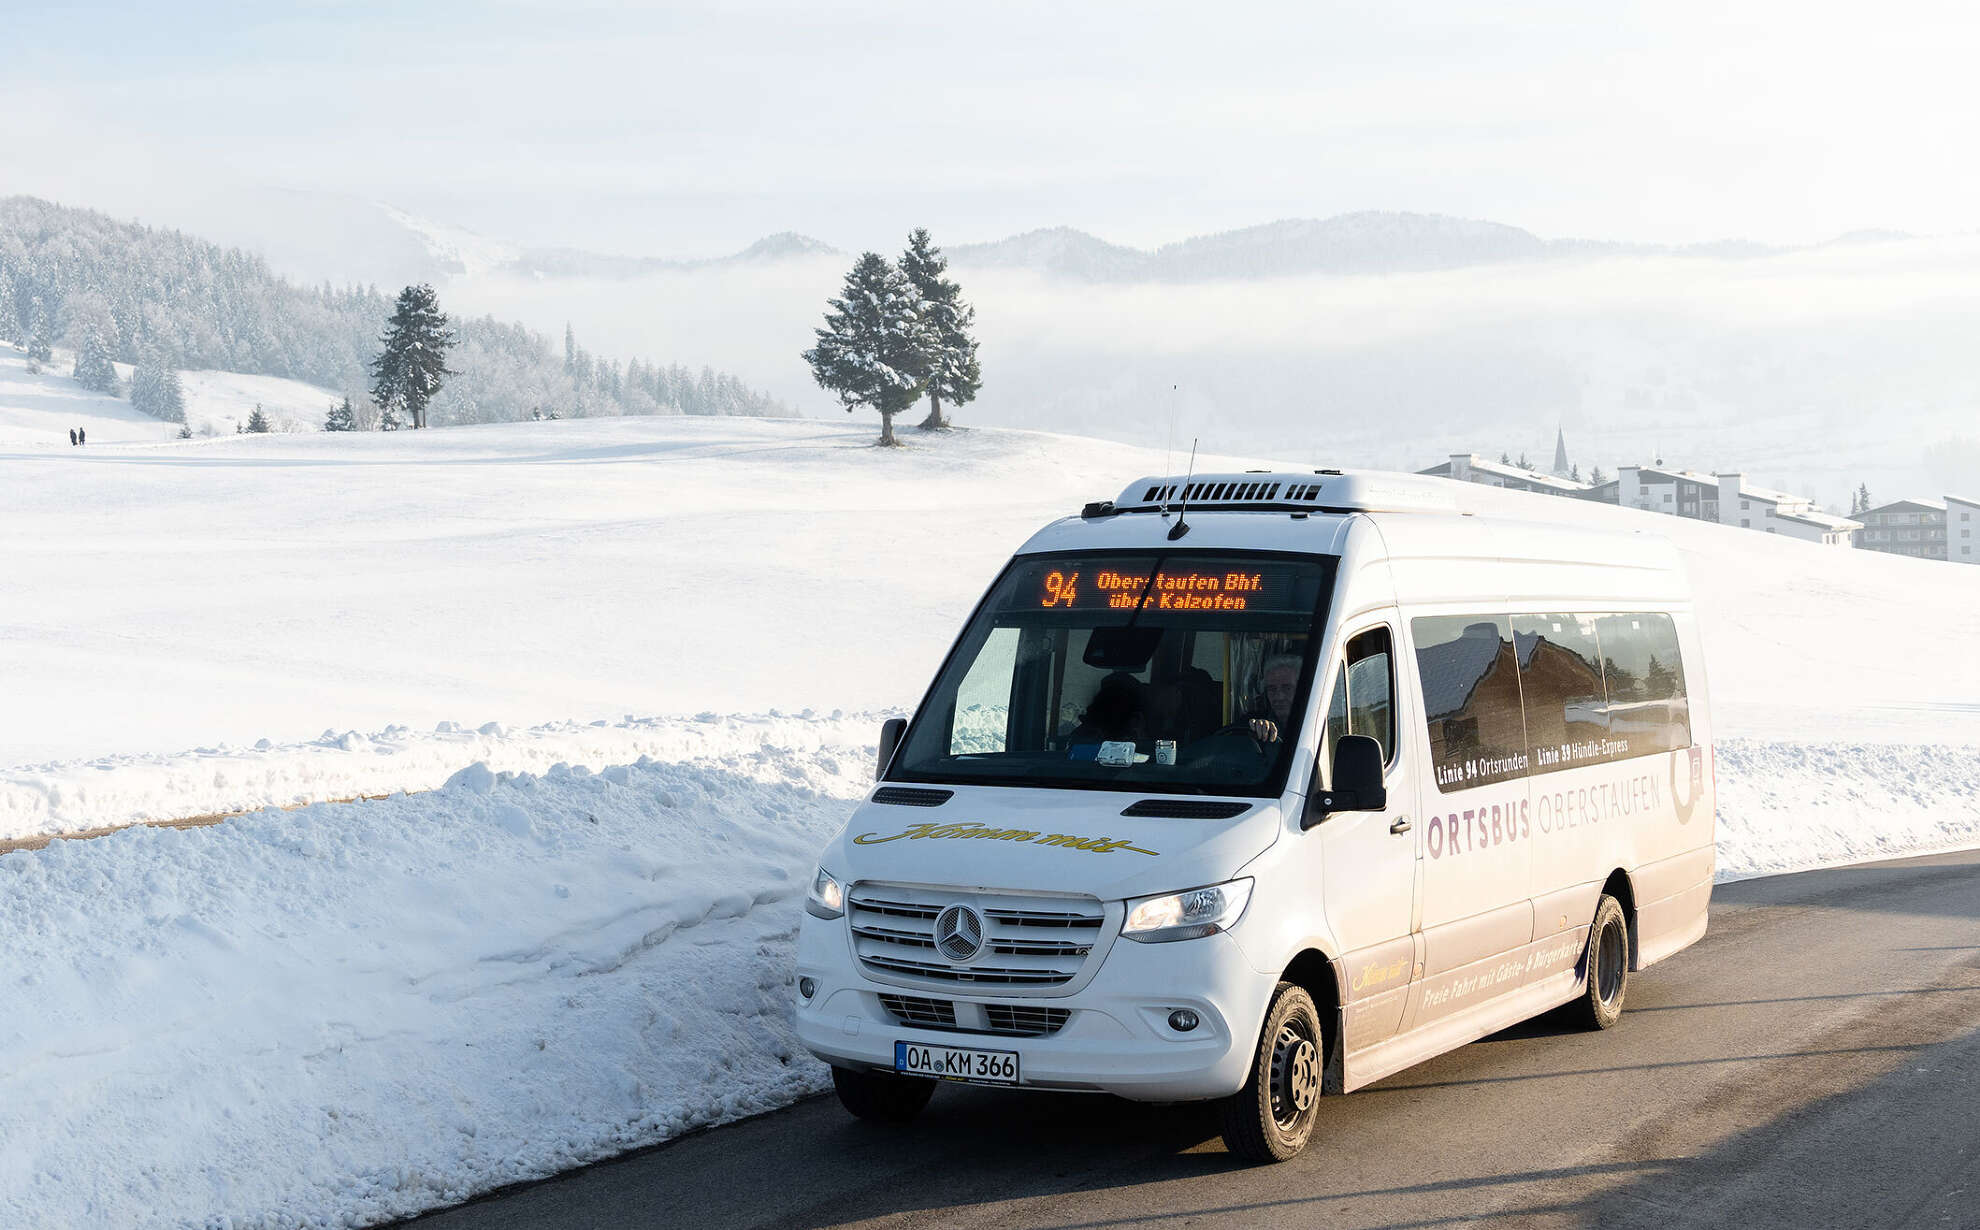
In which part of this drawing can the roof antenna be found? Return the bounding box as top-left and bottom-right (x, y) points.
(1161, 383), (1178, 521)
(1168, 438), (1198, 541)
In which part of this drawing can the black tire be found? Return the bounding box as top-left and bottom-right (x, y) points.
(1570, 894), (1630, 1030)
(1219, 982), (1324, 1163)
(831, 1065), (936, 1123)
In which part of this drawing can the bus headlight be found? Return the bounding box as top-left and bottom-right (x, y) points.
(1121, 878), (1253, 943)
(805, 867), (845, 919)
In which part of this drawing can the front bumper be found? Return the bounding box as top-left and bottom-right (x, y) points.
(794, 915), (1276, 1102)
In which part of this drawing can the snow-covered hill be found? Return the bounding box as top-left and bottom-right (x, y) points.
(0, 342), (341, 444)
(2, 414), (1976, 834)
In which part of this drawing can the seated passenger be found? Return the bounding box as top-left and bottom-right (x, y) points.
(1068, 672), (1147, 746)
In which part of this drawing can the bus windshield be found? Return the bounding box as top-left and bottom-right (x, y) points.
(889, 551), (1337, 796)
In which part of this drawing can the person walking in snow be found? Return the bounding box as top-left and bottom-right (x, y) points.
(68, 428), (77, 446)
(77, 427), (86, 445)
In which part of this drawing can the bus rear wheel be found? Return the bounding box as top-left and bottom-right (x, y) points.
(1570, 894), (1630, 1030)
(1219, 981), (1323, 1163)
(831, 1066), (935, 1123)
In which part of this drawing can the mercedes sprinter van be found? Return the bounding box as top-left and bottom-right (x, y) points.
(795, 471), (1714, 1161)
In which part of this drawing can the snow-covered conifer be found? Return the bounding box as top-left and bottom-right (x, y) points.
(160, 368), (186, 424)
(802, 252), (931, 446)
(72, 319), (120, 394)
(324, 396), (356, 431)
(246, 404), (272, 433)
(898, 228), (981, 430)
(130, 353), (165, 417)
(370, 283), (455, 430)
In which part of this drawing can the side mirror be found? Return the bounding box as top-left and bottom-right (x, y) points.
(1301, 734), (1387, 830)
(876, 717), (908, 781)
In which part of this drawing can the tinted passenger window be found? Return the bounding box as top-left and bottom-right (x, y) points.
(1594, 613), (1691, 756)
(1412, 616), (1529, 791)
(1511, 614), (1617, 771)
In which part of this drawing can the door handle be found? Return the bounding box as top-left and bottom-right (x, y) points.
(1390, 816), (1412, 835)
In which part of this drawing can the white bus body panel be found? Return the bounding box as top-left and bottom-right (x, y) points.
(794, 493), (1715, 1102)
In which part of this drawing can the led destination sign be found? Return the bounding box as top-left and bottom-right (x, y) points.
(1035, 566), (1289, 613)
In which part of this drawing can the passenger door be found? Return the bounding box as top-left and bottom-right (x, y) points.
(1403, 614), (1535, 1037)
(1318, 620), (1422, 1055)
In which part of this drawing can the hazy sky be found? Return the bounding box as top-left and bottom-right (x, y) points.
(6, 0), (1977, 256)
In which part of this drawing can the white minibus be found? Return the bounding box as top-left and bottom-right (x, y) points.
(794, 471), (1714, 1161)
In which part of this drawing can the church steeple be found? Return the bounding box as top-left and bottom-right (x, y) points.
(1552, 426), (1571, 478)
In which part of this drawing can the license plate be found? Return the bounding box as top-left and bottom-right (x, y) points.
(895, 1040), (1020, 1085)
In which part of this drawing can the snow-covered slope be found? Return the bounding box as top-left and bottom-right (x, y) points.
(0, 344), (180, 445)
(0, 342), (341, 444)
(177, 367), (343, 435)
(3, 416), (1977, 832)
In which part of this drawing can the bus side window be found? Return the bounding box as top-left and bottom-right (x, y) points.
(1344, 627), (1396, 764)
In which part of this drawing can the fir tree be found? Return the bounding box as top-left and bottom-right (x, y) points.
(72, 317), (119, 394)
(897, 228), (981, 430)
(1854, 483), (1873, 515)
(1569, 463), (1581, 482)
(246, 404), (271, 433)
(1590, 465), (1607, 485)
(160, 368), (186, 424)
(802, 252), (931, 446)
(1516, 451), (1532, 470)
(26, 297), (53, 364)
(370, 283), (455, 430)
(324, 396), (356, 432)
(130, 352), (165, 418)
(178, 424), (192, 440)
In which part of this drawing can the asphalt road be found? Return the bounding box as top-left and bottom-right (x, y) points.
(408, 848), (1980, 1229)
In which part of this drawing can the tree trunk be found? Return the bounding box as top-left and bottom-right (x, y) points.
(878, 410), (899, 447)
(918, 388), (946, 430)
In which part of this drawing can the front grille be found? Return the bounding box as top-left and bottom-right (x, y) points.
(983, 1004), (1071, 1037)
(849, 884), (1105, 988)
(878, 994), (957, 1030)
(876, 994), (1072, 1038)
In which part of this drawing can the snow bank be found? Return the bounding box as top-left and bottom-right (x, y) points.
(1714, 739), (1980, 880)
(0, 709), (885, 842)
(0, 747), (869, 1230)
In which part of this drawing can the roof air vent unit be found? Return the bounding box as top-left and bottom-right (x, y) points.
(1110, 471), (1461, 516)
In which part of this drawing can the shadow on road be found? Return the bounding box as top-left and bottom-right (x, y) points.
(1584, 1020), (1980, 1229)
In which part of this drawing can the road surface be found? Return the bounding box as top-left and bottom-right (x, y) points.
(407, 848), (1980, 1229)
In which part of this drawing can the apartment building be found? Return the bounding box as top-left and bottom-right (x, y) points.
(1861, 496), (1980, 563)
(1416, 453), (1594, 497)
(1953, 496), (1980, 563)
(1586, 465), (1724, 520)
(1715, 473), (1860, 545)
(1856, 499), (1948, 559)
(1427, 451), (1862, 546)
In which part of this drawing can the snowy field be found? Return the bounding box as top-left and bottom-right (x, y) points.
(3, 389), (1980, 1228)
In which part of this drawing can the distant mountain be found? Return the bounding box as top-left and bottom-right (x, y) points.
(947, 212), (1923, 282)
(948, 227), (1150, 280)
(494, 231), (841, 281)
(950, 212), (1551, 281)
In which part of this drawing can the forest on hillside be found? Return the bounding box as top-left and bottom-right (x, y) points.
(0, 196), (789, 424)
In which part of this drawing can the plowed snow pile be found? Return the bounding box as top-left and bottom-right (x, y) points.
(0, 748), (869, 1229)
(1, 414), (1977, 1228)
